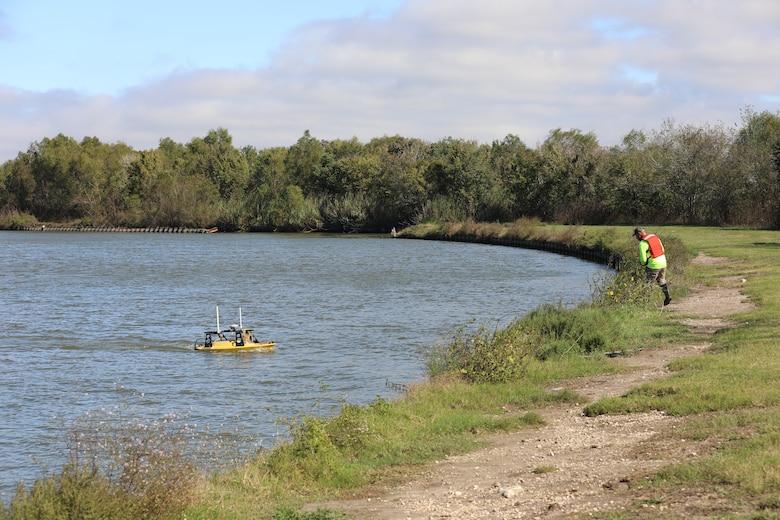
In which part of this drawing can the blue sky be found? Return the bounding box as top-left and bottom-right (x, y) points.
(1, 0), (779, 161)
(2, 0), (404, 95)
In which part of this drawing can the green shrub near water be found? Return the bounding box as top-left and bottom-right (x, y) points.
(425, 304), (634, 383)
(424, 321), (536, 382)
(523, 304), (628, 359)
(0, 408), (216, 520)
(424, 273), (686, 385)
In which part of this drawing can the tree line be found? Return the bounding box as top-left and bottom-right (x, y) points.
(1, 107), (779, 232)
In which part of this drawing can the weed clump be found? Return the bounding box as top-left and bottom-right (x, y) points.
(424, 322), (535, 383)
(424, 302), (632, 384)
(1, 408), (212, 520)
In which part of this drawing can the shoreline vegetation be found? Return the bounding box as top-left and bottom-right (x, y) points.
(7, 225), (219, 233)
(4, 221), (780, 519)
(2, 108), (780, 235)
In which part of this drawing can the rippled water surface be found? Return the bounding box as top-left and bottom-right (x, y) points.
(0, 231), (608, 497)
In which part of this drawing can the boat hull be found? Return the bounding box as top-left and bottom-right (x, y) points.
(194, 340), (276, 352)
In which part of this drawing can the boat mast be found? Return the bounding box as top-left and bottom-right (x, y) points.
(216, 305), (221, 332)
(239, 307), (243, 329)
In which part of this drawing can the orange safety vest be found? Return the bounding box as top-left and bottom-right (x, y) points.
(643, 233), (665, 258)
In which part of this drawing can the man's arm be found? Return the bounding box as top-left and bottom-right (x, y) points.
(638, 241), (650, 265)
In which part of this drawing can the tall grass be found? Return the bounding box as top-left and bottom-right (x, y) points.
(423, 303), (650, 384)
(0, 407), (233, 520)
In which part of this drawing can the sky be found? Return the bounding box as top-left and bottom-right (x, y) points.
(1, 0), (779, 162)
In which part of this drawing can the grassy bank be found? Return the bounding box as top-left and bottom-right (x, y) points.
(4, 222), (779, 519)
(404, 221), (780, 517)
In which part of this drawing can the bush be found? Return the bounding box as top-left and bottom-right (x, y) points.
(591, 270), (659, 308)
(424, 303), (633, 383)
(0, 210), (39, 230)
(424, 322), (535, 383)
(3, 465), (123, 520)
(1, 409), (208, 520)
(520, 304), (627, 360)
(262, 398), (391, 489)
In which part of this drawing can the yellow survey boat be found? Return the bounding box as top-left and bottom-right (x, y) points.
(194, 306), (275, 351)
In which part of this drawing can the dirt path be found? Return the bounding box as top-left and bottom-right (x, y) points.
(312, 254), (753, 519)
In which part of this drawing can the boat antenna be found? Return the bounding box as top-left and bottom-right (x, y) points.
(239, 307), (243, 329)
(216, 305), (221, 333)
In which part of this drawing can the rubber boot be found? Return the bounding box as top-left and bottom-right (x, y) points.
(661, 284), (672, 306)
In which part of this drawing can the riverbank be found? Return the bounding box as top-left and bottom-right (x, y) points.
(309, 252), (756, 518)
(297, 225), (780, 519)
(395, 220), (642, 270)
(398, 230), (618, 267)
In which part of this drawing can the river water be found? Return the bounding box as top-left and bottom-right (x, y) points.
(0, 231), (608, 498)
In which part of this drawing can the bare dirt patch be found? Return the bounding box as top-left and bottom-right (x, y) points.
(311, 254), (755, 519)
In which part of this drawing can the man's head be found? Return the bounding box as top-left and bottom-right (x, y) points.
(633, 227), (646, 240)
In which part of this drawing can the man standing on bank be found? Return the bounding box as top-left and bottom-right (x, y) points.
(634, 227), (672, 306)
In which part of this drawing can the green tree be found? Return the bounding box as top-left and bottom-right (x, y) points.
(424, 137), (493, 220)
(127, 148), (168, 225)
(285, 130), (324, 196)
(0, 152), (36, 215)
(267, 184), (321, 231)
(487, 134), (539, 219)
(729, 107), (780, 227)
(599, 130), (663, 223)
(648, 120), (731, 225)
(534, 129), (602, 223)
(72, 137), (137, 225)
(245, 146), (290, 230)
(316, 137), (369, 195)
(364, 135), (429, 228)
(27, 134), (83, 220)
(126, 141), (220, 228)
(182, 128), (249, 229)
